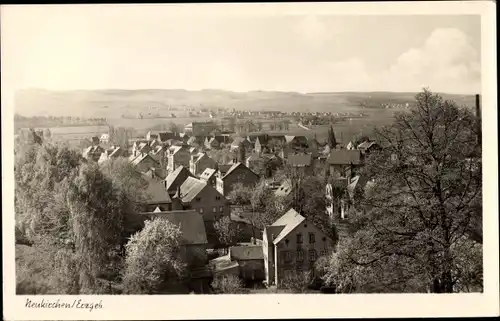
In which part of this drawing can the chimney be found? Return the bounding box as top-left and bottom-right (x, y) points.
(475, 94), (481, 146)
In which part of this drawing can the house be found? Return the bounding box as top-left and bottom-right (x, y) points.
(266, 135), (287, 152)
(143, 176), (172, 212)
(190, 153), (217, 177)
(230, 210), (262, 241)
(230, 137), (252, 151)
(279, 146), (294, 160)
(132, 140), (151, 158)
(146, 131), (158, 141)
(82, 145), (104, 162)
(285, 135), (308, 149)
(204, 137), (221, 150)
(229, 245), (265, 282)
(274, 179), (293, 198)
(172, 176), (230, 244)
(98, 146), (127, 164)
(137, 210), (212, 293)
(184, 121), (218, 136)
(286, 153), (314, 174)
(187, 136), (206, 148)
(157, 132), (177, 143)
(357, 141), (382, 155)
(245, 153), (264, 172)
(100, 133), (110, 144)
(217, 164), (233, 177)
(199, 168), (217, 187)
(262, 209), (334, 287)
(130, 153), (160, 174)
(216, 162), (260, 197)
(91, 136), (100, 145)
(327, 149), (362, 180)
(167, 145), (191, 174)
(346, 141), (356, 150)
(164, 165), (194, 196)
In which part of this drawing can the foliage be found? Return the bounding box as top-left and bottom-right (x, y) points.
(68, 163), (127, 293)
(227, 182), (253, 206)
(327, 125), (337, 149)
(322, 89), (482, 293)
(122, 217), (187, 294)
(214, 216), (241, 251)
(211, 274), (247, 294)
(280, 270), (312, 293)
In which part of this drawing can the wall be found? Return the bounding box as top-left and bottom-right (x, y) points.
(238, 260), (265, 281)
(221, 167), (259, 196)
(274, 220), (333, 287)
(189, 185), (230, 222)
(191, 155), (217, 177)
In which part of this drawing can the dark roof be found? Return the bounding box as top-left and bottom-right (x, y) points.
(164, 166), (193, 192)
(327, 150), (362, 165)
(218, 164), (232, 176)
(229, 245), (264, 261)
(287, 153), (312, 167)
(222, 162), (258, 180)
(140, 210), (208, 245)
(130, 153), (159, 168)
(144, 177), (172, 204)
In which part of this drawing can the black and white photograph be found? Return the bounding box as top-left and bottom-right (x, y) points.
(2, 2), (498, 320)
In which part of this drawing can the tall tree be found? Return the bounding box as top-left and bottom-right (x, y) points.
(214, 216), (242, 253)
(323, 89), (482, 293)
(68, 163), (126, 293)
(328, 125), (337, 149)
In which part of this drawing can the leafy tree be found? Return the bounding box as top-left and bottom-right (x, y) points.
(280, 270), (312, 293)
(67, 163), (126, 293)
(227, 182), (252, 206)
(214, 216), (241, 253)
(122, 217), (187, 294)
(323, 89), (482, 293)
(168, 122), (180, 135)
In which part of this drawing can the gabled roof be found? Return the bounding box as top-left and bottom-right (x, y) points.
(200, 168), (217, 181)
(158, 132), (176, 142)
(217, 164), (232, 176)
(229, 245), (264, 261)
(130, 153), (159, 168)
(108, 147), (123, 158)
(144, 177), (172, 204)
(222, 162), (257, 180)
(357, 141), (379, 151)
(164, 166), (193, 192)
(327, 149), (362, 165)
(246, 153), (262, 162)
(140, 210), (208, 245)
(269, 208), (306, 244)
(346, 141), (355, 150)
(169, 145), (188, 155)
(287, 153), (312, 167)
(264, 225), (285, 244)
(176, 177), (208, 202)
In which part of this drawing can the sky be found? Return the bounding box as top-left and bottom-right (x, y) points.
(1, 5), (481, 94)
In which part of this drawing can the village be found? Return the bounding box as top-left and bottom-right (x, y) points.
(77, 119), (379, 293)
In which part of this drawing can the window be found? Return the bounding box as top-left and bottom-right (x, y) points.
(297, 249), (304, 262)
(296, 233), (303, 244)
(195, 197), (201, 202)
(199, 208), (204, 214)
(309, 233), (316, 244)
(213, 207), (217, 213)
(320, 249), (328, 257)
(308, 249), (317, 262)
(284, 251), (293, 263)
(216, 196), (221, 200)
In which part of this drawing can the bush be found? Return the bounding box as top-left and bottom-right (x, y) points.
(211, 274), (248, 294)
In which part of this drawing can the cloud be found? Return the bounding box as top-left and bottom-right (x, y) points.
(377, 28), (481, 93)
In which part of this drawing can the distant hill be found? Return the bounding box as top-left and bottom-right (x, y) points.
(14, 88), (477, 118)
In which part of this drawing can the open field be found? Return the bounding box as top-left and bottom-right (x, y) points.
(14, 89), (476, 144)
